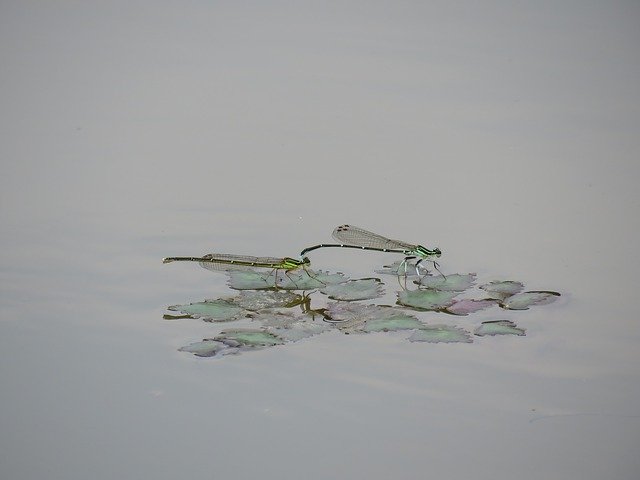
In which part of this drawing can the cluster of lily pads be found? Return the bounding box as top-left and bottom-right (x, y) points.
(165, 261), (560, 358)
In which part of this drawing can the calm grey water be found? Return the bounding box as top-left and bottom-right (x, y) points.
(2, 2), (639, 479)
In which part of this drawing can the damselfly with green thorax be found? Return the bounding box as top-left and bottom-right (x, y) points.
(300, 224), (444, 278)
(162, 254), (317, 288)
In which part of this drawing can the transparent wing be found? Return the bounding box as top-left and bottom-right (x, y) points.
(331, 225), (415, 250)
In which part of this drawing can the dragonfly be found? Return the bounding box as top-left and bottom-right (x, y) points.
(300, 224), (443, 278)
(163, 253), (316, 288)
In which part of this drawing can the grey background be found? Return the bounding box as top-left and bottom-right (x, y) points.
(1, 1), (639, 479)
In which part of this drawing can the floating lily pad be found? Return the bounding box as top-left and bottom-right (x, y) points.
(226, 270), (279, 290)
(250, 311), (301, 328)
(324, 302), (379, 329)
(500, 291), (560, 310)
(167, 299), (246, 322)
(320, 278), (384, 301)
(479, 280), (524, 300)
(444, 299), (498, 316)
(163, 314), (193, 320)
(418, 273), (476, 291)
(397, 289), (459, 311)
(269, 321), (332, 342)
(178, 340), (238, 357)
(324, 302), (381, 330)
(215, 329), (285, 347)
(474, 320), (525, 336)
(375, 260), (424, 276)
(275, 271), (330, 290)
(408, 325), (473, 343)
(324, 302), (422, 333)
(251, 312), (332, 341)
(232, 290), (304, 310)
(280, 270), (347, 289)
(361, 313), (424, 333)
(227, 269), (346, 291)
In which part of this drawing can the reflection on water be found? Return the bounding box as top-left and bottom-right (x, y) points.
(164, 258), (560, 358)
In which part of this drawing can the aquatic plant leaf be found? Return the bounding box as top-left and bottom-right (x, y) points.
(324, 302), (393, 322)
(227, 270), (279, 290)
(251, 311), (331, 341)
(275, 273), (325, 290)
(228, 269), (347, 291)
(479, 280), (524, 300)
(320, 278), (384, 301)
(397, 289), (458, 310)
(324, 302), (378, 329)
(361, 313), (424, 333)
(474, 320), (525, 336)
(269, 321), (332, 342)
(232, 290), (304, 310)
(215, 329), (285, 347)
(324, 302), (422, 333)
(500, 291), (560, 310)
(418, 273), (476, 291)
(178, 340), (238, 357)
(167, 299), (246, 322)
(276, 270), (347, 290)
(324, 302), (382, 332)
(375, 260), (423, 276)
(408, 325), (473, 343)
(444, 299), (498, 316)
(163, 314), (193, 320)
(250, 311), (301, 328)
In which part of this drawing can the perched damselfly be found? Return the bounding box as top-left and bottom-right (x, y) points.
(163, 254), (315, 288)
(300, 224), (443, 278)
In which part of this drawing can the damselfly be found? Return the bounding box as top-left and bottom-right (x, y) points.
(300, 224), (443, 278)
(163, 254), (315, 288)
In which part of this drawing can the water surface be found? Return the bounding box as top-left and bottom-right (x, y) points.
(1, 2), (639, 479)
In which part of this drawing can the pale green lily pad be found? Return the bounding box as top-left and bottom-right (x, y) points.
(444, 299), (498, 316)
(320, 278), (384, 301)
(324, 302), (421, 333)
(408, 325), (473, 343)
(167, 299), (246, 322)
(178, 340), (238, 357)
(479, 280), (524, 300)
(232, 290), (304, 310)
(360, 314), (424, 333)
(375, 260), (423, 276)
(251, 312), (331, 341)
(500, 291), (560, 310)
(277, 270), (347, 290)
(226, 270), (282, 290)
(227, 269), (346, 290)
(474, 320), (525, 336)
(269, 321), (332, 342)
(397, 289), (459, 310)
(324, 302), (382, 331)
(250, 311), (301, 328)
(418, 273), (476, 291)
(215, 329), (285, 347)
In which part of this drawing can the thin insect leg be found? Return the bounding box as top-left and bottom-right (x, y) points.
(403, 257), (408, 289)
(403, 256), (417, 289)
(433, 261), (446, 280)
(284, 269), (300, 289)
(395, 258), (407, 289)
(415, 258), (427, 285)
(262, 268), (280, 289)
(396, 258), (407, 275)
(303, 266), (326, 286)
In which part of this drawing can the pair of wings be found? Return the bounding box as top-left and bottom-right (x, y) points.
(332, 224), (416, 251)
